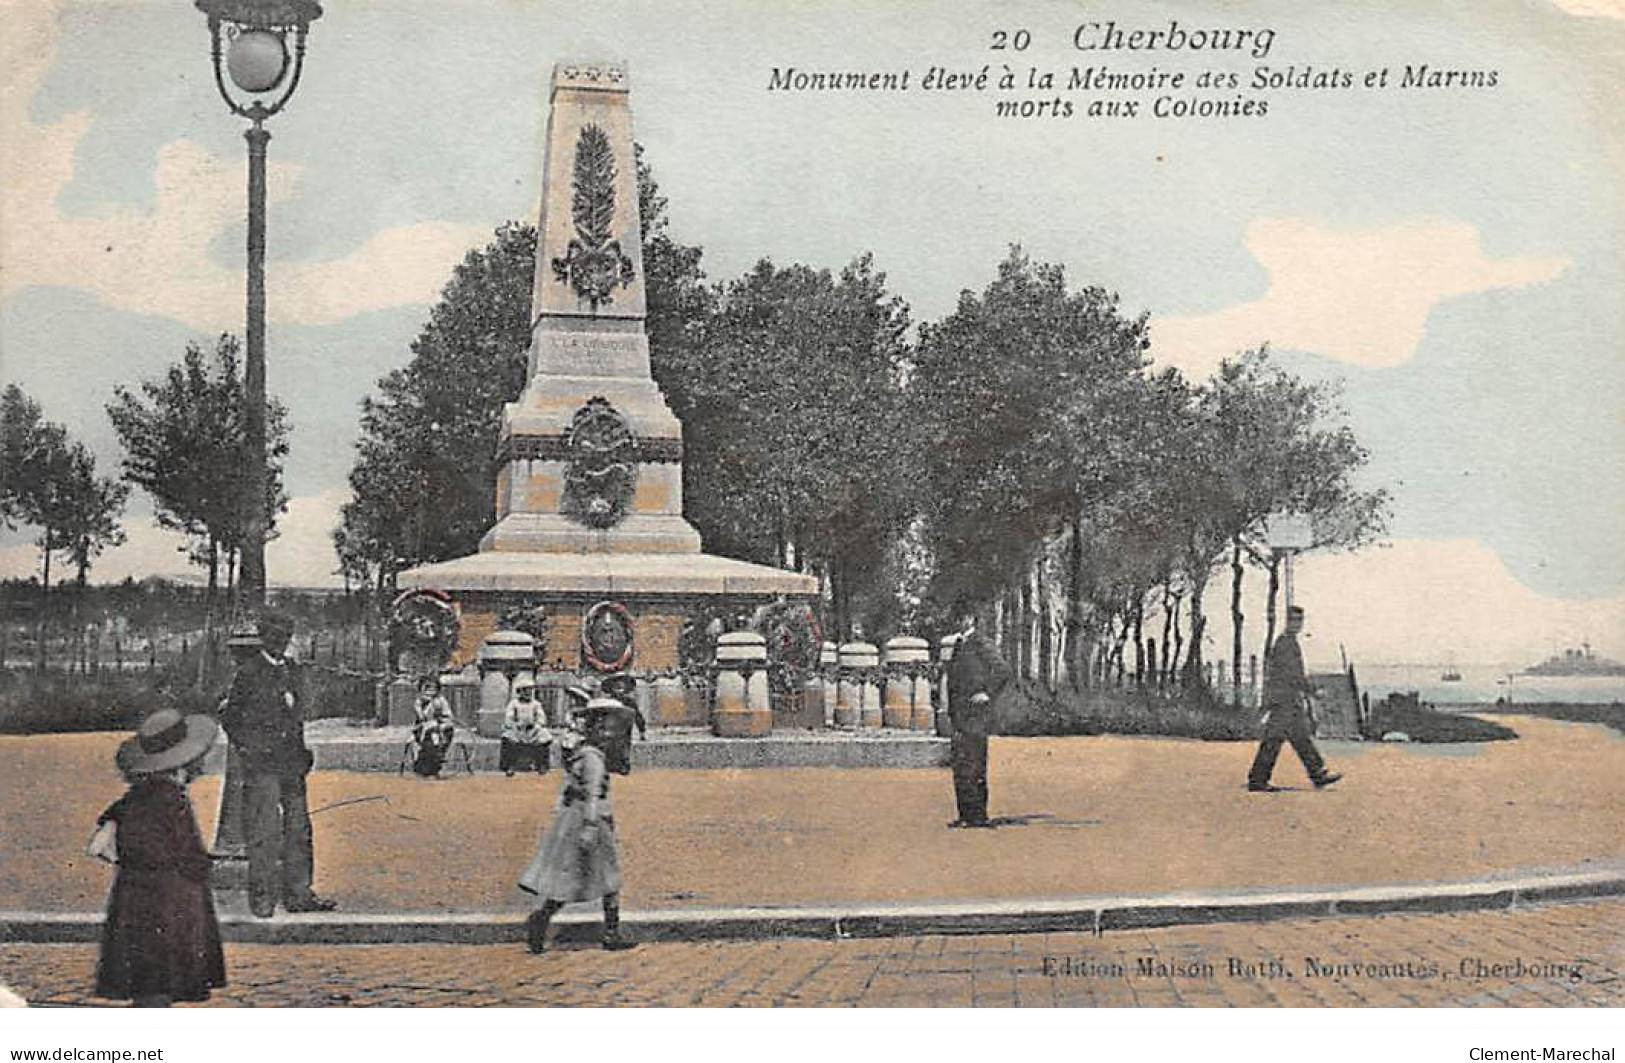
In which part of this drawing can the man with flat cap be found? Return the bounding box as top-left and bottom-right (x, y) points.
(1247, 605), (1343, 793)
(221, 609), (335, 917)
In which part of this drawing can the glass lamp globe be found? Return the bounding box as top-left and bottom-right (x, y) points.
(225, 28), (289, 93)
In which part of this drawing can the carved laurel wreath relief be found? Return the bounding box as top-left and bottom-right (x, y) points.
(550, 124), (635, 310)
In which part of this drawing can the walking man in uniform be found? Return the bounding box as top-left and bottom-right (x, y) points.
(945, 611), (1011, 828)
(221, 610), (335, 917)
(1247, 605), (1343, 792)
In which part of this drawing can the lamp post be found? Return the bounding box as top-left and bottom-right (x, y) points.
(197, 0), (322, 609)
(197, 0), (321, 886)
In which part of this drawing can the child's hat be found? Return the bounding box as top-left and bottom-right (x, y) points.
(513, 676), (537, 690)
(116, 709), (218, 776)
(582, 696), (622, 717)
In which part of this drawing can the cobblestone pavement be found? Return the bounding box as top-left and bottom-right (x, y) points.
(3, 900), (1619, 1007)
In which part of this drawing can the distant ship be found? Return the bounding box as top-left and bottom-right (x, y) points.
(1521, 642), (1625, 677)
(1440, 665), (1462, 682)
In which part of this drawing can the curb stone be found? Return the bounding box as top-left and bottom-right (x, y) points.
(3, 869), (1620, 947)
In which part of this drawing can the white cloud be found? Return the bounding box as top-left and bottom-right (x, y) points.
(0, 0), (485, 331)
(0, 488), (349, 589)
(1151, 218), (1569, 378)
(1199, 537), (1625, 668)
(266, 488), (348, 587)
(1546, 0), (1625, 19)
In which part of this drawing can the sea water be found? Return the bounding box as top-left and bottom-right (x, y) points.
(1353, 663), (1625, 705)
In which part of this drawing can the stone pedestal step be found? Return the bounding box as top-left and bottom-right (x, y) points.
(301, 723), (948, 772)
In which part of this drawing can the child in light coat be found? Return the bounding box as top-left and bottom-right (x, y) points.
(517, 698), (634, 953)
(501, 677), (551, 776)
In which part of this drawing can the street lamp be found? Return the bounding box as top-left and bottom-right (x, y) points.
(197, 0), (320, 885)
(197, 0), (322, 608)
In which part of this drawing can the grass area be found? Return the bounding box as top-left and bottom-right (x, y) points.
(1366, 701), (1517, 743)
(999, 681), (1259, 741)
(0, 668), (209, 734)
(1485, 702), (1624, 736)
(0, 662), (377, 734)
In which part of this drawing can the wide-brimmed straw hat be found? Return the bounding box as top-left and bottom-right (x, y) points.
(582, 696), (621, 716)
(116, 709), (218, 777)
(600, 673), (636, 699)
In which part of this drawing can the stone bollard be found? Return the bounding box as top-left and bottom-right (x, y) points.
(651, 674), (688, 727)
(838, 646), (877, 728)
(476, 630), (536, 738)
(441, 671), (480, 729)
(712, 631), (771, 737)
(883, 636), (929, 729)
(478, 669), (511, 736)
(800, 670), (826, 730)
(912, 671), (935, 731)
(386, 675), (417, 727)
(836, 642), (882, 729)
(820, 641), (839, 727)
(936, 635), (958, 737)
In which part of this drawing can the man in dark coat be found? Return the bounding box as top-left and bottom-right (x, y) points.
(1246, 605), (1343, 792)
(945, 612), (1011, 828)
(221, 609), (335, 917)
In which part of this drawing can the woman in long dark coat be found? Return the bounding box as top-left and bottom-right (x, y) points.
(95, 709), (227, 1007)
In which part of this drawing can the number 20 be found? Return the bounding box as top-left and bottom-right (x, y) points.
(990, 29), (1031, 50)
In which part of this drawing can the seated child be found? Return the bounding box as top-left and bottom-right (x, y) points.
(410, 675), (455, 778)
(501, 677), (551, 776)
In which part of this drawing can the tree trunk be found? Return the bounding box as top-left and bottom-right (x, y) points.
(1182, 570), (1208, 689)
(1169, 593), (1185, 688)
(1017, 567), (1033, 681)
(74, 560), (89, 674)
(36, 531), (53, 671)
(1065, 516), (1088, 691)
(1132, 599), (1145, 687)
(1230, 536), (1245, 708)
(1159, 585), (1175, 691)
(1262, 553), (1282, 670)
(1037, 564), (1055, 690)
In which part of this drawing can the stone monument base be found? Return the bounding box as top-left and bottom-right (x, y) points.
(398, 549), (817, 670)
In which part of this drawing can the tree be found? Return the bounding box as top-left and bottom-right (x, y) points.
(1, 386), (127, 665)
(59, 442), (129, 589)
(2, 384), (62, 532)
(912, 247), (1150, 668)
(663, 254), (916, 636)
(1187, 348), (1390, 699)
(107, 334), (289, 603)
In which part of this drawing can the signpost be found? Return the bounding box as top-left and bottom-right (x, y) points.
(1264, 514), (1314, 609)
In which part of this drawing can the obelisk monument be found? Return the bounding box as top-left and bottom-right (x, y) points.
(399, 62), (815, 675)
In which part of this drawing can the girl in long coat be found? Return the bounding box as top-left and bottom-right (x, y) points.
(95, 710), (227, 1006)
(517, 698), (634, 952)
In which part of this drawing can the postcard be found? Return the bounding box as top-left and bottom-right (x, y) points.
(0, 0), (1620, 1039)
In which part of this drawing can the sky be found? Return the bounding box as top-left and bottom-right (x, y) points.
(1, 0), (1622, 668)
